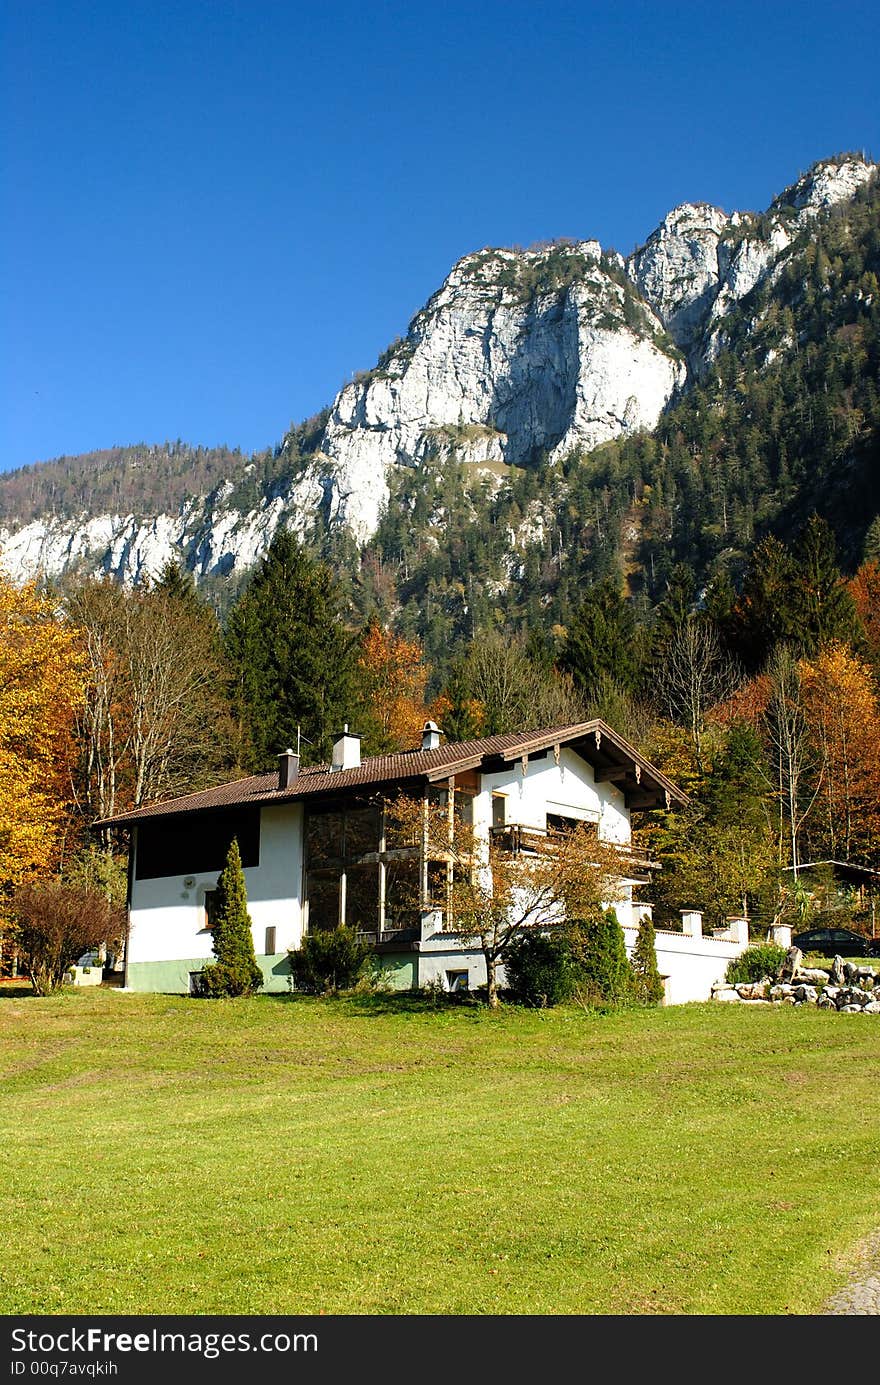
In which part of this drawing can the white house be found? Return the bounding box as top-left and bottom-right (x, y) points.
(98, 720), (748, 1001)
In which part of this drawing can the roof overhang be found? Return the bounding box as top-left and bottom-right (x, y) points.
(427, 721), (686, 811)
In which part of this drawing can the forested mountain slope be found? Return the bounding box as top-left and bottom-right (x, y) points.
(1, 154), (877, 665)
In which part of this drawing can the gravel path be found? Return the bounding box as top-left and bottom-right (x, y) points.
(822, 1229), (880, 1314)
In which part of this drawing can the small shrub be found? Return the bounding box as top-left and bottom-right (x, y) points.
(725, 943), (788, 985)
(631, 914), (664, 1004)
(288, 925), (371, 994)
(504, 930), (579, 1007)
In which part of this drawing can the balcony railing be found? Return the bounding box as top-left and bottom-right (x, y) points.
(489, 824), (658, 873)
(356, 926), (420, 946)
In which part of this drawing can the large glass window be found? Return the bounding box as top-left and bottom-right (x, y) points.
(346, 865), (380, 933)
(385, 859), (420, 932)
(136, 808), (260, 880)
(305, 811), (344, 866)
(306, 871), (340, 931)
(344, 806), (380, 858)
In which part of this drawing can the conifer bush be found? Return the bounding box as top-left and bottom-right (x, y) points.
(503, 930), (579, 1007)
(571, 908), (635, 1007)
(631, 913), (664, 1004)
(201, 839), (263, 998)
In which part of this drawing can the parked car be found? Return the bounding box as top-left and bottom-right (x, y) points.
(792, 926), (880, 958)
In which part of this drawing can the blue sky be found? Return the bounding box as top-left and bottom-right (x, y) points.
(2, 0), (878, 471)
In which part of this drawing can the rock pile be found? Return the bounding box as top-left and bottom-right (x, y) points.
(711, 952), (880, 1013)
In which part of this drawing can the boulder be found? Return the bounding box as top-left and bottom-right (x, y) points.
(838, 987), (872, 1008)
(736, 982), (769, 1000)
(862, 1001), (880, 1014)
(712, 988), (741, 1003)
(831, 955), (847, 986)
(794, 967), (830, 985)
(792, 985), (818, 1004)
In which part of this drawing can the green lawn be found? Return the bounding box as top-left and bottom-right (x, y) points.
(1, 986), (879, 1315)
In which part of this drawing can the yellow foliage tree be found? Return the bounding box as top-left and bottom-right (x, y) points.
(800, 642), (880, 862)
(357, 619), (430, 751)
(0, 572), (86, 903)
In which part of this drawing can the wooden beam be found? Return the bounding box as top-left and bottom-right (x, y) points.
(595, 766), (629, 784)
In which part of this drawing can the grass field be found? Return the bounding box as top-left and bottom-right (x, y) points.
(1, 986), (879, 1316)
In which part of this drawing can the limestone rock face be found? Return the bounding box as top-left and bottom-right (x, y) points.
(630, 156), (877, 367)
(0, 480), (320, 586)
(311, 242), (686, 543)
(626, 203), (731, 355)
(0, 158), (876, 584)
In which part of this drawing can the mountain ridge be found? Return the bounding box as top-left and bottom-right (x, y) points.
(0, 152), (876, 598)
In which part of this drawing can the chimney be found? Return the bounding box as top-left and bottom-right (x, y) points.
(277, 749), (300, 790)
(421, 720), (442, 751)
(331, 724), (361, 771)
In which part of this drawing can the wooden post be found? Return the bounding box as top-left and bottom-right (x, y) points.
(378, 806), (386, 938)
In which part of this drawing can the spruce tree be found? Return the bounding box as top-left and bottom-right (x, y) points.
(863, 516), (880, 565)
(559, 580), (644, 696)
(202, 838), (263, 997)
(793, 513), (859, 655)
(224, 530), (359, 770)
(631, 914), (664, 1005)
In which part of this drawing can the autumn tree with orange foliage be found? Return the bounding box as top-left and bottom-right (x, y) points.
(800, 643), (880, 863)
(357, 619), (430, 752)
(848, 561), (880, 676)
(0, 572), (86, 903)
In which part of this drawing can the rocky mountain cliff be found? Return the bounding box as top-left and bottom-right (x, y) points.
(0, 154), (876, 586)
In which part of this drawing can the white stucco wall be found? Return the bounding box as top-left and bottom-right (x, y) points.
(623, 925), (747, 1005)
(127, 803), (304, 968)
(475, 746), (631, 845)
(418, 924), (746, 1005)
(471, 746), (636, 924)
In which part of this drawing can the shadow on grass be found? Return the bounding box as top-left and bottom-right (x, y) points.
(261, 989), (487, 1019)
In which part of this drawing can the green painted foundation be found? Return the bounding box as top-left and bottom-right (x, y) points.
(126, 953), (292, 994)
(371, 953), (418, 990)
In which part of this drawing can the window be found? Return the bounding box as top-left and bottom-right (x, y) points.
(203, 889), (221, 931)
(306, 872), (340, 932)
(384, 859), (420, 932)
(547, 813), (598, 839)
(492, 794), (507, 829)
(446, 970), (469, 993)
(264, 926), (277, 955)
(136, 808), (260, 880)
(345, 864), (380, 933)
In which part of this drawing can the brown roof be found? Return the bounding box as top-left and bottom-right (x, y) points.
(93, 720), (686, 828)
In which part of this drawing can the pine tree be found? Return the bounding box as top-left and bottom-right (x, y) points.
(793, 514), (860, 655)
(863, 515), (880, 564)
(732, 535), (802, 668)
(631, 914), (664, 1004)
(559, 581), (644, 695)
(224, 530), (360, 770)
(201, 839), (263, 997)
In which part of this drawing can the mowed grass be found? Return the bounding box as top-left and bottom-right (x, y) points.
(1, 987), (879, 1315)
